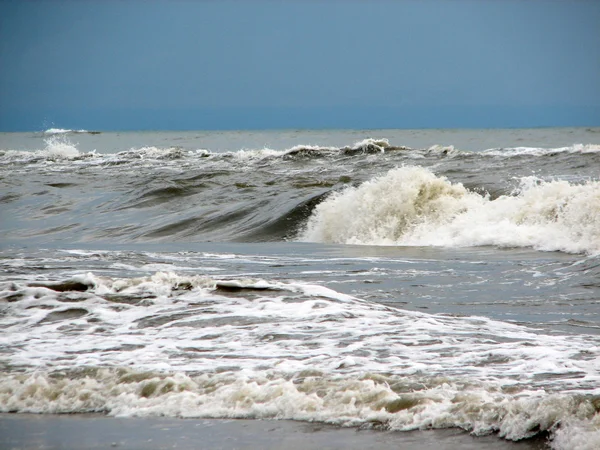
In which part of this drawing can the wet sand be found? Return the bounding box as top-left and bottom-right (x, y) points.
(0, 414), (549, 450)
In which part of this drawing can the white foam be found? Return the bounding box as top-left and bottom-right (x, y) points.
(0, 369), (598, 449)
(551, 414), (600, 450)
(231, 147), (289, 161)
(2, 271), (599, 386)
(1, 271), (600, 448)
(300, 166), (600, 255)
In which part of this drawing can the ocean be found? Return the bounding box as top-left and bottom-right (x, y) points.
(0, 127), (599, 449)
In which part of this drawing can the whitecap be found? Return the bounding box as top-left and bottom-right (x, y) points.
(300, 166), (600, 255)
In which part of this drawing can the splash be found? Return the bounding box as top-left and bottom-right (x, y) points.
(41, 135), (81, 159)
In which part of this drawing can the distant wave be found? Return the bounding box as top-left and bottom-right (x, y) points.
(43, 128), (101, 135)
(300, 166), (600, 255)
(233, 138), (411, 161)
(482, 143), (600, 157)
(3, 136), (599, 164)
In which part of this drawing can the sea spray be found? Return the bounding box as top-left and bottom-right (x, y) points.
(41, 135), (81, 159)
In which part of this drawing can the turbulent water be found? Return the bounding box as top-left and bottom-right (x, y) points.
(1, 128), (599, 449)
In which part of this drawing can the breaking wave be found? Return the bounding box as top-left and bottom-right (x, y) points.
(300, 166), (600, 255)
(1, 369), (599, 450)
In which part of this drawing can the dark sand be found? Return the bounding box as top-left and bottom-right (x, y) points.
(0, 414), (549, 450)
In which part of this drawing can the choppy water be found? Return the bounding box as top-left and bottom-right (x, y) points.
(1, 128), (599, 449)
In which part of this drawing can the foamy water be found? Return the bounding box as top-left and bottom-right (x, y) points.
(301, 166), (600, 255)
(1, 267), (599, 448)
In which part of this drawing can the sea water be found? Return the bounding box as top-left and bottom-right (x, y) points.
(0, 128), (599, 449)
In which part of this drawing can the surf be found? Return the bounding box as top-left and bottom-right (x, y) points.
(300, 166), (600, 255)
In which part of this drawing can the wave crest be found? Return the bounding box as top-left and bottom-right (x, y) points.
(1, 369), (598, 449)
(300, 166), (600, 254)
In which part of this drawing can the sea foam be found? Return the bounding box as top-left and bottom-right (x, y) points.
(1, 368), (599, 450)
(300, 166), (600, 255)
(1, 270), (599, 449)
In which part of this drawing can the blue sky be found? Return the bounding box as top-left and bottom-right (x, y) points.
(1, 0), (599, 131)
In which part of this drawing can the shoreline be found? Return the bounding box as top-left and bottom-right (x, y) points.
(0, 413), (549, 450)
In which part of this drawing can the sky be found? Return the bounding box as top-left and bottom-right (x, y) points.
(0, 0), (599, 131)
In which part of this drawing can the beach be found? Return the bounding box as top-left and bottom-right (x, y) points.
(0, 414), (550, 450)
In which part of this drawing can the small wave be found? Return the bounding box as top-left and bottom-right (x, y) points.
(1, 369), (598, 450)
(233, 138), (411, 162)
(231, 141), (598, 162)
(0, 136), (84, 162)
(0, 144), (213, 166)
(300, 166), (600, 255)
(482, 143), (600, 157)
(115, 146), (197, 160)
(231, 145), (338, 162)
(287, 138), (410, 158)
